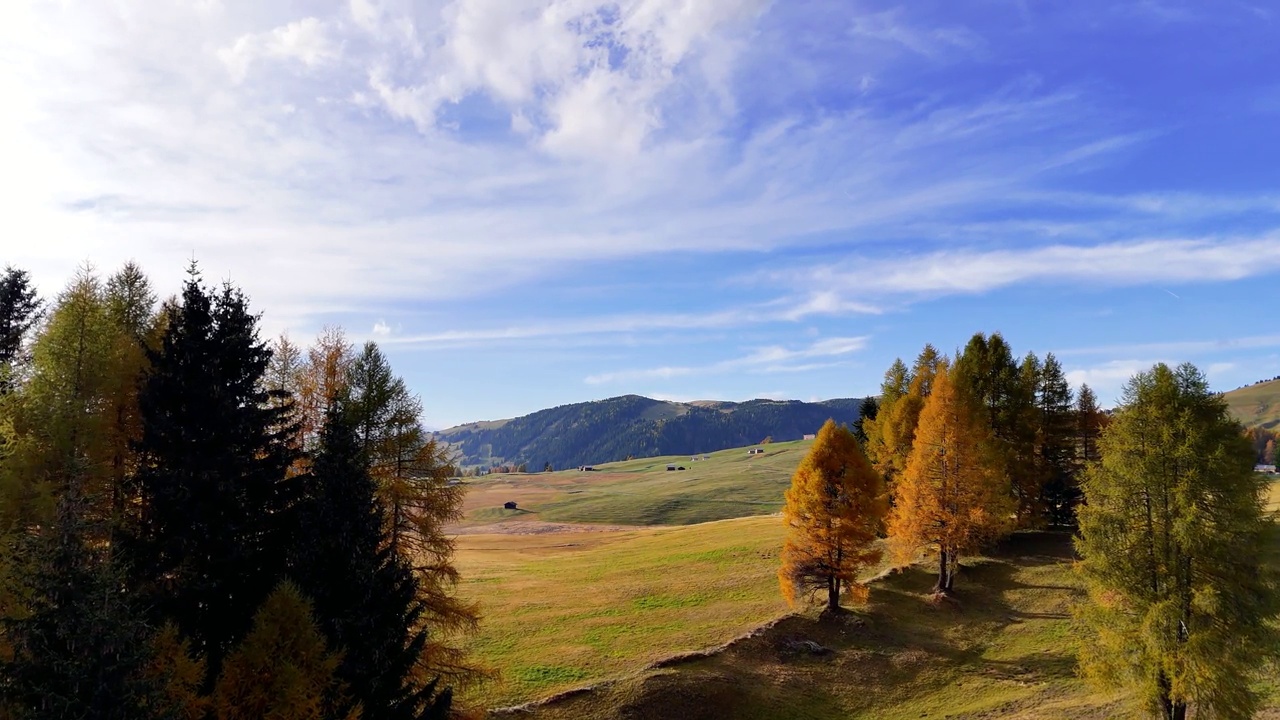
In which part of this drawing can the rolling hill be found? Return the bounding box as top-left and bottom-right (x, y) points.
(1225, 377), (1280, 431)
(436, 394), (864, 470)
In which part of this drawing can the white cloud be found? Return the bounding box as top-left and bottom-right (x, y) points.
(4, 0), (1277, 351)
(584, 335), (868, 384)
(372, 320), (392, 336)
(218, 17), (338, 83)
(785, 236), (1280, 303)
(849, 8), (983, 58)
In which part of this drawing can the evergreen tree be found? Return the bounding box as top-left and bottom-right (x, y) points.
(0, 266), (43, 394)
(1036, 353), (1076, 524)
(1073, 383), (1105, 470)
(291, 399), (452, 720)
(888, 365), (1013, 593)
(852, 396), (878, 446)
(1075, 363), (1280, 720)
(952, 333), (1035, 473)
(126, 266), (300, 687)
(1, 484), (157, 720)
(779, 419), (886, 612)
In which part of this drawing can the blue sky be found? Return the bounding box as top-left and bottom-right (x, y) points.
(3, 0), (1279, 427)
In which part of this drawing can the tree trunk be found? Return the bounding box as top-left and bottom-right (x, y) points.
(827, 576), (840, 611)
(935, 549), (949, 594)
(1171, 702), (1187, 720)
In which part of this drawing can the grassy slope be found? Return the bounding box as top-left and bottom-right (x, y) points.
(454, 516), (791, 707)
(458, 440), (812, 526)
(456, 479), (1280, 717)
(1226, 378), (1280, 431)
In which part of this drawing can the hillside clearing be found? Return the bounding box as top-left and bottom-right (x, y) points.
(454, 484), (1280, 717)
(454, 440), (813, 527)
(1227, 378), (1280, 431)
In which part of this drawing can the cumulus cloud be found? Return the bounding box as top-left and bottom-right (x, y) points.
(219, 17), (339, 83)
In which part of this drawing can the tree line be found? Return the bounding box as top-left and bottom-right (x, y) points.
(780, 332), (1279, 720)
(0, 264), (477, 720)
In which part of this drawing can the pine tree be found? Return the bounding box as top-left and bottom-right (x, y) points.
(0, 266), (43, 394)
(887, 365), (1013, 593)
(852, 396), (878, 445)
(212, 582), (356, 720)
(291, 399), (453, 720)
(1073, 383), (1105, 470)
(1014, 352), (1046, 522)
(126, 266), (300, 687)
(779, 419), (886, 612)
(1075, 363), (1280, 720)
(1035, 354), (1076, 524)
(0, 484), (157, 720)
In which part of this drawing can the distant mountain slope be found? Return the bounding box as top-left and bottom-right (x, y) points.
(436, 394), (863, 470)
(1224, 378), (1280, 430)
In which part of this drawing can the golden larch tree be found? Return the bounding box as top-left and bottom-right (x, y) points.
(780, 419), (887, 612)
(213, 582), (358, 720)
(887, 365), (1012, 594)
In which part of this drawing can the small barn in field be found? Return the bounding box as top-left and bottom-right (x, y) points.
(503, 501), (518, 510)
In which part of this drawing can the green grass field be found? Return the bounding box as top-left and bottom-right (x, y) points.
(453, 515), (792, 707)
(453, 479), (1280, 717)
(1227, 378), (1280, 431)
(456, 440), (812, 527)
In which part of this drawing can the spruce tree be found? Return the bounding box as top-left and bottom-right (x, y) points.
(852, 396), (878, 445)
(1035, 353), (1076, 524)
(1, 484), (157, 720)
(126, 266), (300, 687)
(1076, 363), (1280, 720)
(291, 399), (452, 720)
(0, 266), (43, 394)
(953, 333), (1038, 520)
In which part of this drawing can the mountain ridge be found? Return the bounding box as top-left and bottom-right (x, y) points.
(435, 394), (864, 470)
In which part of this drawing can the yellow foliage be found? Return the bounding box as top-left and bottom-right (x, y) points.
(213, 583), (359, 720)
(779, 419), (886, 610)
(145, 623), (209, 720)
(887, 365), (1012, 592)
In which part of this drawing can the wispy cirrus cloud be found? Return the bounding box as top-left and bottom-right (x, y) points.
(584, 336), (868, 384)
(775, 235), (1280, 304)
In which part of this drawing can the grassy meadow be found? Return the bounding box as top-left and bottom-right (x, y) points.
(453, 515), (791, 707)
(456, 440), (813, 527)
(1227, 378), (1280, 431)
(451, 477), (1280, 717)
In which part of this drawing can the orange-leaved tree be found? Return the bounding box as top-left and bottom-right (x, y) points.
(780, 419), (887, 612)
(887, 364), (1013, 594)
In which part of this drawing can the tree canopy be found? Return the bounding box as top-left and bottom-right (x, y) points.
(1075, 363), (1280, 720)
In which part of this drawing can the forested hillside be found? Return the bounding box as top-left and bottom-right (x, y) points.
(436, 395), (863, 470)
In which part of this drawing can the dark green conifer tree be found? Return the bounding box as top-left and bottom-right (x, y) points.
(1035, 353), (1076, 524)
(290, 398), (452, 720)
(0, 266), (43, 393)
(1, 484), (156, 720)
(126, 265), (300, 688)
